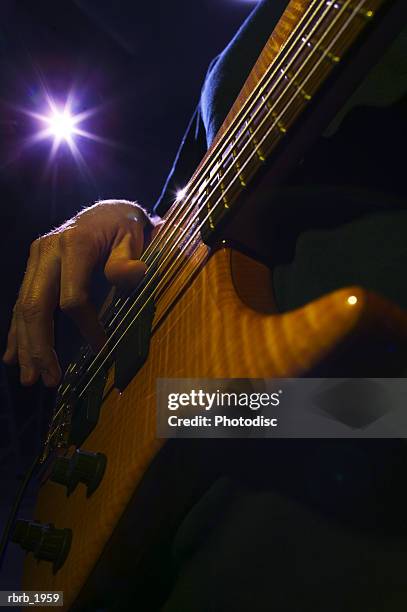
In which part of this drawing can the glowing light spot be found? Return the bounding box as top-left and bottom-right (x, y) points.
(176, 187), (187, 200)
(14, 87), (112, 176)
(347, 295), (358, 305)
(46, 109), (75, 141)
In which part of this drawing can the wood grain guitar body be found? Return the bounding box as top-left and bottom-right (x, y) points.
(21, 244), (407, 610)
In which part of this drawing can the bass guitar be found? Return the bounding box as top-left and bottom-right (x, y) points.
(12, 1), (407, 609)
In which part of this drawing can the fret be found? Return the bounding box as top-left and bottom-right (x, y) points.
(245, 98), (268, 143)
(197, 189), (215, 230)
(218, 154), (247, 201)
(285, 70), (312, 100)
(218, 165), (230, 208)
(327, 1), (375, 19)
(205, 184), (214, 227)
(221, 128), (252, 174)
(305, 36), (341, 63)
(232, 143), (247, 187)
(279, 61), (313, 101)
(255, 95), (287, 136)
(248, 125), (266, 163)
(271, 110), (287, 134)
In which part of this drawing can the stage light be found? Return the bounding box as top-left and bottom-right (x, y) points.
(16, 89), (108, 173)
(46, 109), (76, 142)
(38, 100), (84, 151)
(12, 80), (115, 177)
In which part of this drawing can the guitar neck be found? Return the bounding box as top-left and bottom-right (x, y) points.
(157, 0), (402, 250)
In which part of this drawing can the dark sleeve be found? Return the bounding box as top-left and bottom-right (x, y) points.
(153, 103), (208, 217)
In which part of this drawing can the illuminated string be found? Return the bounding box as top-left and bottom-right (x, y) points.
(140, 0), (324, 264)
(108, 0), (363, 336)
(79, 0), (366, 386)
(49, 0), (360, 431)
(93, 0), (329, 339)
(47, 0), (370, 441)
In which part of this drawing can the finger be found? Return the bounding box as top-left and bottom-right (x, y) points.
(59, 231), (106, 351)
(16, 314), (39, 386)
(23, 239), (62, 387)
(3, 312), (18, 365)
(104, 233), (147, 288)
(12, 238), (42, 383)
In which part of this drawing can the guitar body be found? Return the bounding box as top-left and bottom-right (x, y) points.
(22, 245), (407, 610)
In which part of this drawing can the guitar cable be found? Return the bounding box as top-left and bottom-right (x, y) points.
(0, 452), (42, 572)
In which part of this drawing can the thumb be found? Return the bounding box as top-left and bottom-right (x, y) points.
(104, 233), (147, 288)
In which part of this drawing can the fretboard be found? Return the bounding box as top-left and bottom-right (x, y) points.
(163, 0), (387, 241)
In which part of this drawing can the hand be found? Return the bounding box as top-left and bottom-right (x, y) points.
(3, 199), (157, 387)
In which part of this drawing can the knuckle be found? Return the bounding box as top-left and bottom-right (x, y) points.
(59, 227), (84, 250)
(30, 234), (56, 260)
(30, 349), (44, 363)
(20, 298), (41, 321)
(59, 230), (75, 249)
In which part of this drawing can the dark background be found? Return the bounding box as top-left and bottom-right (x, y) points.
(0, 0), (256, 588)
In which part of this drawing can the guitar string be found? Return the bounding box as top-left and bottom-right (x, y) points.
(76, 0), (364, 389)
(106, 0), (361, 339)
(47, 1), (366, 444)
(54, 0), (328, 397)
(46, 1), (370, 449)
(93, 0), (327, 337)
(112, 0), (362, 325)
(49, 0), (361, 436)
(47, 0), (366, 438)
(74, 0), (334, 358)
(111, 0), (367, 320)
(137, 0), (322, 264)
